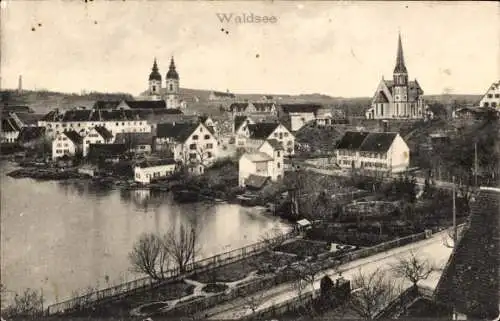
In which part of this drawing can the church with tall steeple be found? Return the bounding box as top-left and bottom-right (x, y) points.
(365, 33), (427, 120)
(145, 57), (182, 109)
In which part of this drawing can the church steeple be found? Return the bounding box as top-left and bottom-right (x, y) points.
(149, 57), (162, 81)
(394, 33), (408, 74)
(166, 56), (179, 80)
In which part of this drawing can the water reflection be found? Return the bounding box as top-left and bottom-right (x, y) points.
(0, 162), (290, 305)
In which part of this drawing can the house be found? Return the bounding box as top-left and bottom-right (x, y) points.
(9, 112), (43, 128)
(253, 102), (277, 114)
(87, 143), (127, 164)
(155, 122), (218, 174)
(478, 80), (500, 109)
(92, 100), (121, 110)
(52, 130), (83, 160)
(134, 159), (177, 184)
(1, 117), (20, 143)
(315, 108), (348, 126)
(452, 106), (499, 121)
(17, 126), (47, 150)
(245, 122), (295, 156)
(83, 126), (114, 157)
(229, 102), (256, 115)
(335, 131), (410, 175)
(238, 139), (284, 187)
(39, 108), (152, 139)
(114, 132), (154, 154)
(209, 90), (236, 101)
(365, 33), (427, 120)
(434, 187), (500, 320)
(279, 103), (323, 131)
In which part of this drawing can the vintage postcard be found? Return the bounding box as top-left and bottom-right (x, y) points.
(0, 1), (498, 320)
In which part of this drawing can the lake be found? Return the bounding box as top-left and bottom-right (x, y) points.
(0, 161), (291, 305)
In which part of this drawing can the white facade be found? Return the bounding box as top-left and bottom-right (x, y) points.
(289, 112), (316, 131)
(83, 127), (114, 157)
(52, 132), (80, 160)
(479, 80), (500, 109)
(134, 163), (176, 184)
(238, 141), (284, 187)
(336, 133), (410, 174)
(238, 123), (295, 156)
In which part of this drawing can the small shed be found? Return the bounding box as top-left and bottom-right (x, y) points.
(296, 218), (312, 231)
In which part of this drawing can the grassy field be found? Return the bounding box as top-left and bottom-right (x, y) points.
(191, 251), (298, 283)
(274, 239), (330, 258)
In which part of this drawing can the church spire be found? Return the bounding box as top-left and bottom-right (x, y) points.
(394, 33), (408, 74)
(149, 57), (161, 81)
(166, 56), (179, 80)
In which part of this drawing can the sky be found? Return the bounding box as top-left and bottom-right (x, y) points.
(1, 1), (498, 97)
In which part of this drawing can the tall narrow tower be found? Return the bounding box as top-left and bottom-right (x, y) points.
(165, 56), (180, 109)
(18, 75), (23, 93)
(393, 33), (409, 116)
(148, 58), (162, 99)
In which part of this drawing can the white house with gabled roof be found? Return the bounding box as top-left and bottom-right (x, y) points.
(238, 139), (285, 188)
(479, 80), (500, 109)
(83, 126), (114, 157)
(52, 130), (83, 160)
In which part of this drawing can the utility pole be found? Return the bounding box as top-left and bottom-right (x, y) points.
(474, 142), (478, 187)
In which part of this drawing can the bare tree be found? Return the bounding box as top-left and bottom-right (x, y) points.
(289, 261), (322, 300)
(392, 251), (435, 288)
(129, 233), (170, 281)
(349, 268), (396, 321)
(259, 226), (287, 250)
(164, 218), (200, 273)
(1, 288), (45, 318)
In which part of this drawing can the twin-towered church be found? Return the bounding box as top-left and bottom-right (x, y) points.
(143, 57), (183, 109)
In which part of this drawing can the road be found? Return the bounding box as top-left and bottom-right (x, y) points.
(203, 230), (453, 320)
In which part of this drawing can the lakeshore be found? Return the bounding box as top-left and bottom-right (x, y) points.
(0, 161), (291, 306)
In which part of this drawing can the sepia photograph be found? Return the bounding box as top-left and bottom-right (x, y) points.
(0, 1), (498, 320)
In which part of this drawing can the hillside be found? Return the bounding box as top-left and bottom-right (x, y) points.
(1, 88), (482, 118)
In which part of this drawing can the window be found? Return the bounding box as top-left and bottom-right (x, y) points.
(204, 134), (210, 139)
(277, 162), (281, 168)
(192, 135), (199, 140)
(206, 143), (213, 149)
(277, 151), (280, 157)
(279, 133), (283, 139)
(122, 122), (125, 126)
(488, 94), (493, 98)
(189, 153), (197, 159)
(495, 94), (500, 98)
(152, 85), (156, 92)
(189, 144), (197, 150)
(169, 84), (173, 91)
(284, 132), (289, 137)
(115, 122), (119, 126)
(207, 152), (212, 158)
(492, 102), (498, 108)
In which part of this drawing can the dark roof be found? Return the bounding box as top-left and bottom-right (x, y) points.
(94, 126), (113, 140)
(156, 122), (199, 142)
(434, 187), (500, 319)
(229, 103), (249, 112)
(90, 109), (144, 121)
(247, 122), (280, 139)
(87, 144), (127, 159)
(1, 105), (33, 113)
(245, 174), (270, 190)
(359, 132), (398, 152)
(280, 104), (322, 114)
(149, 59), (162, 81)
(394, 33), (408, 74)
(125, 100), (166, 109)
(93, 100), (121, 110)
(136, 158), (176, 168)
(266, 139), (284, 150)
(336, 131), (369, 149)
(253, 102), (275, 112)
(374, 91), (389, 103)
(13, 112), (43, 126)
(212, 91), (235, 98)
(61, 110), (92, 122)
(2, 117), (20, 132)
(63, 130), (83, 144)
(166, 57), (179, 80)
(18, 126), (45, 142)
(40, 110), (60, 122)
(234, 115), (249, 131)
(114, 132), (153, 146)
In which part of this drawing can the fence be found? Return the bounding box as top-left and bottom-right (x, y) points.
(163, 228), (456, 319)
(46, 230), (298, 315)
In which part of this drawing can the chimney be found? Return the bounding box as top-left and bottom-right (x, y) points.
(18, 75), (23, 93)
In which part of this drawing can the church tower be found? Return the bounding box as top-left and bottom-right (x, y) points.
(165, 56), (180, 109)
(393, 33), (409, 116)
(148, 58), (162, 99)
